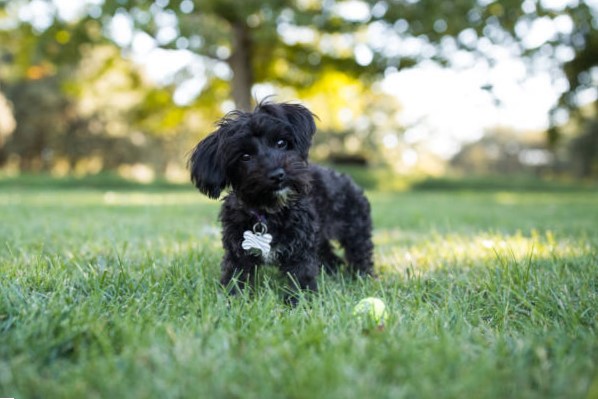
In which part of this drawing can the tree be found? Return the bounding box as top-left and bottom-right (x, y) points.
(97, 0), (374, 111)
(94, 0), (597, 143)
(1, 0), (597, 173)
(5, 0), (597, 118)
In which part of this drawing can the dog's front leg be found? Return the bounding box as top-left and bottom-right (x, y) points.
(279, 252), (319, 305)
(220, 251), (259, 296)
(288, 261), (318, 291)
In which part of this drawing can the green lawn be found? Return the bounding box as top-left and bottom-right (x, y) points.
(1, 182), (597, 399)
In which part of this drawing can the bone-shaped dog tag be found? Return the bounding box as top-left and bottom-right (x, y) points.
(242, 230), (273, 257)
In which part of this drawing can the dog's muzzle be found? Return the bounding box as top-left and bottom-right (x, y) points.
(268, 168), (286, 185)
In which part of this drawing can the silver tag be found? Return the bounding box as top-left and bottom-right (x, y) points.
(242, 223), (272, 257)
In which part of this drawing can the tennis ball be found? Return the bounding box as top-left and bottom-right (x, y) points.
(353, 297), (387, 327)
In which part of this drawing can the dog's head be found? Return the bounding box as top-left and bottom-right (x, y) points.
(189, 101), (316, 210)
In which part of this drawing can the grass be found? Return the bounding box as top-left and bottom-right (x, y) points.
(1, 178), (597, 399)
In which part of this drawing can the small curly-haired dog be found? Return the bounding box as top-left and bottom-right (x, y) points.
(189, 101), (374, 299)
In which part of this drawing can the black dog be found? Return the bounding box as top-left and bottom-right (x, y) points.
(189, 101), (374, 298)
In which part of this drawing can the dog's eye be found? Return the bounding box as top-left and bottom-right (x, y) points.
(241, 154), (251, 162)
(276, 139), (288, 149)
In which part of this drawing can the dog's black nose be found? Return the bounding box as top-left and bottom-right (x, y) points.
(268, 168), (286, 183)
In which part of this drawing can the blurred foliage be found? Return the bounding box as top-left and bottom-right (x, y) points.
(569, 118), (598, 177)
(0, 1), (221, 175)
(95, 0), (598, 120)
(451, 128), (553, 176)
(0, 0), (596, 178)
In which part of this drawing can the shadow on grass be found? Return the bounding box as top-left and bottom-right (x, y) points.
(410, 176), (597, 192)
(0, 173), (192, 192)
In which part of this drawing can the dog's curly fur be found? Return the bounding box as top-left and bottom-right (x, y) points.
(189, 101), (374, 298)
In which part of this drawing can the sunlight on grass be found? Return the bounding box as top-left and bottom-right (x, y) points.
(375, 229), (593, 275)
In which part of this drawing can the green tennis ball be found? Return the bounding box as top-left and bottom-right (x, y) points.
(353, 297), (387, 327)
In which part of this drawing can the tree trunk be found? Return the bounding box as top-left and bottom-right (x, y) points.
(229, 21), (253, 111)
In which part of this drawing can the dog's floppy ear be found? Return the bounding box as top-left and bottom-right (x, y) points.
(279, 103), (317, 157)
(188, 131), (227, 199)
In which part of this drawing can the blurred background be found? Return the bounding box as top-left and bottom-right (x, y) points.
(0, 0), (596, 187)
